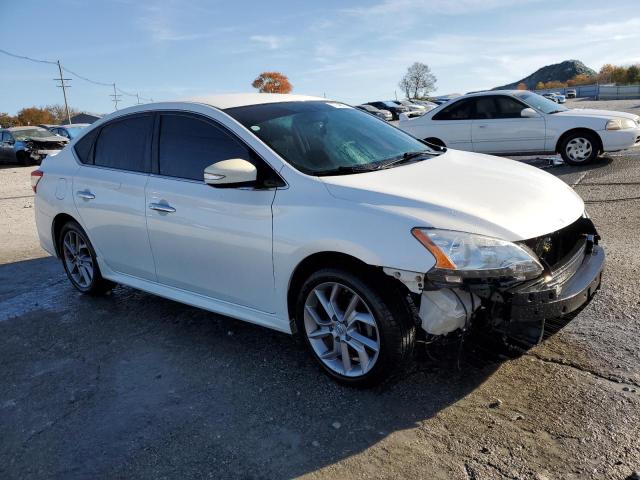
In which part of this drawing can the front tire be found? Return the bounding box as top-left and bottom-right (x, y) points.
(559, 132), (599, 165)
(295, 267), (415, 387)
(59, 221), (114, 295)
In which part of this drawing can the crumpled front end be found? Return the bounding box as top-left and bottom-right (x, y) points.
(23, 139), (68, 162)
(386, 216), (605, 348)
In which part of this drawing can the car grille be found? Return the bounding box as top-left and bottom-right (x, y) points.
(520, 216), (599, 277)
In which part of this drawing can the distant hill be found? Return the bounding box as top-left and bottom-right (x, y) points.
(493, 60), (596, 90)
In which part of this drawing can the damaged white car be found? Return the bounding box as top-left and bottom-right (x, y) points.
(33, 94), (605, 386)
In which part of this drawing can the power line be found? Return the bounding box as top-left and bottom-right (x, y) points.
(62, 66), (112, 87)
(0, 48), (56, 65)
(0, 48), (154, 110)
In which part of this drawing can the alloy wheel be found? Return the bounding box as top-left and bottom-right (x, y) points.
(62, 230), (94, 288)
(565, 137), (593, 163)
(303, 282), (380, 377)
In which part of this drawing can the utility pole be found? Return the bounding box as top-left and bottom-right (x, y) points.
(54, 60), (72, 125)
(110, 83), (122, 110)
(136, 93), (141, 105)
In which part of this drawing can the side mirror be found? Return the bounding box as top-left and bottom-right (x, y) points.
(521, 107), (540, 118)
(204, 158), (257, 187)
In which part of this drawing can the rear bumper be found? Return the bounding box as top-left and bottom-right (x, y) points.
(501, 244), (604, 346)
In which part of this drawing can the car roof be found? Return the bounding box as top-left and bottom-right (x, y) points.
(185, 93), (324, 109)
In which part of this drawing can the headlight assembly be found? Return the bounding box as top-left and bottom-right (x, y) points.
(411, 228), (543, 284)
(605, 118), (637, 130)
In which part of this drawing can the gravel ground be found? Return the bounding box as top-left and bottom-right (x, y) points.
(565, 98), (640, 115)
(1, 150), (639, 479)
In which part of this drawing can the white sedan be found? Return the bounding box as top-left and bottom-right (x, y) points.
(33, 93), (604, 386)
(398, 90), (640, 165)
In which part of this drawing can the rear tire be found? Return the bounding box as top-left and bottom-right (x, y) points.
(59, 221), (114, 295)
(559, 131), (599, 165)
(295, 267), (415, 387)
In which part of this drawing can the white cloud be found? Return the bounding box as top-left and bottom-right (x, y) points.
(249, 35), (290, 50)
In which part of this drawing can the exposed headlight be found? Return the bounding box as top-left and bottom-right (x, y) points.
(605, 118), (637, 130)
(411, 228), (543, 283)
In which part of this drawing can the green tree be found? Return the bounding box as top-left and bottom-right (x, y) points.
(626, 65), (640, 84)
(0, 113), (18, 128)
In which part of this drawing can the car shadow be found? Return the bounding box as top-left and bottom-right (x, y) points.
(0, 257), (504, 479)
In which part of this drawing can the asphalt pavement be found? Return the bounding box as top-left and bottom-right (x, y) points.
(0, 150), (639, 479)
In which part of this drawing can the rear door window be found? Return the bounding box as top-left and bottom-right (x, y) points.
(93, 115), (153, 172)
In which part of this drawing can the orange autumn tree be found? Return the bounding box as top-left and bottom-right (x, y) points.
(252, 71), (293, 93)
(516, 82), (527, 90)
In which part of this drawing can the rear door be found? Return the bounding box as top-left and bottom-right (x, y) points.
(471, 95), (545, 153)
(428, 98), (474, 150)
(145, 112), (277, 312)
(72, 114), (157, 280)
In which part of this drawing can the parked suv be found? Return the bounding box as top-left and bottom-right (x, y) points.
(399, 90), (640, 165)
(33, 94), (605, 386)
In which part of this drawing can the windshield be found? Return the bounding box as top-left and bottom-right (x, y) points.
(226, 101), (433, 176)
(12, 129), (54, 140)
(515, 92), (568, 113)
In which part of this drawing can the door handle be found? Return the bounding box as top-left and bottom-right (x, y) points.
(477, 125), (488, 128)
(76, 190), (95, 200)
(148, 202), (176, 213)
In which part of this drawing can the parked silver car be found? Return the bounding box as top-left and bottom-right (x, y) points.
(356, 104), (393, 121)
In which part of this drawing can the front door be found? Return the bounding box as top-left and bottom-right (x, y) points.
(145, 112), (276, 312)
(471, 95), (546, 153)
(428, 98), (475, 151)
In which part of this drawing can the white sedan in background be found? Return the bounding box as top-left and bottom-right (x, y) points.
(399, 90), (640, 165)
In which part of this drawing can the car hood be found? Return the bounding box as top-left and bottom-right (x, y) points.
(320, 149), (584, 241)
(553, 108), (639, 121)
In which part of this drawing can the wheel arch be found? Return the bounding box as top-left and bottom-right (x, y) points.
(51, 213), (80, 258)
(286, 251), (410, 334)
(555, 128), (603, 154)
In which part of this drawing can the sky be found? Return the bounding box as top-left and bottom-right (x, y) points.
(1, 0), (640, 115)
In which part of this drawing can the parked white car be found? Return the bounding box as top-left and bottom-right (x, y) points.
(399, 90), (640, 165)
(553, 92), (566, 104)
(33, 93), (605, 386)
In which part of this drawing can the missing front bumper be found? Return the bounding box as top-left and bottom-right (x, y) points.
(496, 244), (605, 346)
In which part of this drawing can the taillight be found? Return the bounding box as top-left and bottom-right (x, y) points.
(31, 170), (43, 193)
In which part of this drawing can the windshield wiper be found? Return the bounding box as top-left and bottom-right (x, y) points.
(548, 110), (564, 114)
(314, 164), (383, 176)
(379, 150), (439, 169)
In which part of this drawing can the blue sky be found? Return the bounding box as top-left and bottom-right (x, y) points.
(1, 0), (639, 115)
